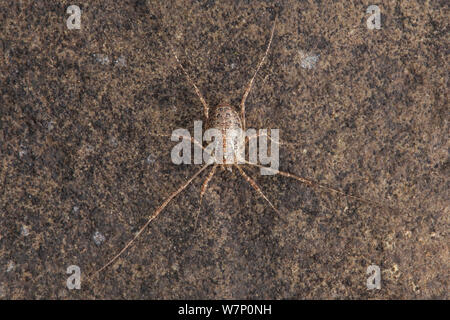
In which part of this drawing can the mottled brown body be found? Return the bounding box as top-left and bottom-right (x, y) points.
(206, 103), (244, 167)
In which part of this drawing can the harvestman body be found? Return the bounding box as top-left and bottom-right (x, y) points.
(90, 16), (390, 279)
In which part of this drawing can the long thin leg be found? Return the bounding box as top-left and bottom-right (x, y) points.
(149, 132), (221, 165)
(89, 163), (211, 280)
(235, 165), (280, 214)
(194, 164), (218, 230)
(246, 131), (285, 146)
(244, 161), (397, 211)
(157, 1), (209, 118)
(240, 17), (277, 131)
(149, 132), (205, 155)
(170, 44), (210, 119)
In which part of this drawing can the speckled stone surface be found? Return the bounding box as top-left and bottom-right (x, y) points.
(0, 0), (448, 299)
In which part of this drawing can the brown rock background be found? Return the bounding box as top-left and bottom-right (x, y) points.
(0, 0), (448, 299)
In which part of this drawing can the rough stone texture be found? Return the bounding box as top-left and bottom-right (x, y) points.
(0, 0), (448, 299)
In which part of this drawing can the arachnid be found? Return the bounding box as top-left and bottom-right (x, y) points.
(90, 13), (393, 280)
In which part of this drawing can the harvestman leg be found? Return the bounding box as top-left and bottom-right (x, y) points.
(90, 132), (220, 278)
(235, 165), (280, 215)
(149, 132), (207, 156)
(244, 161), (396, 211)
(240, 17), (277, 131)
(158, 1), (209, 118)
(169, 44), (210, 119)
(247, 131), (285, 146)
(194, 164), (218, 230)
(89, 163), (211, 279)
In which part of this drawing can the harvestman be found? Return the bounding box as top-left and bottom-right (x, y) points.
(90, 16), (391, 279)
